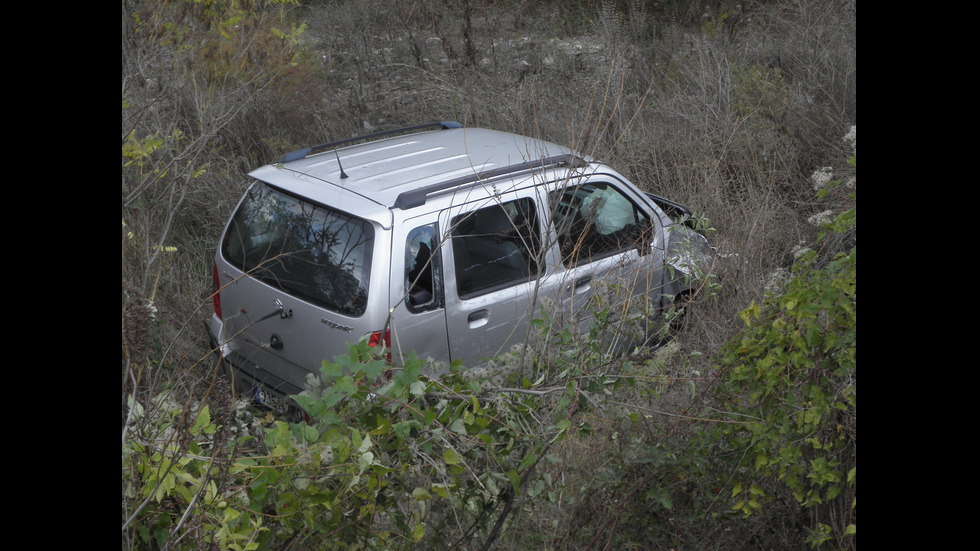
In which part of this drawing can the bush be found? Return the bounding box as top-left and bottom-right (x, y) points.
(707, 153), (855, 549)
(550, 135), (854, 551)
(124, 326), (626, 549)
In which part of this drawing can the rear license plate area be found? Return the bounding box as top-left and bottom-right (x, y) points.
(253, 384), (289, 414)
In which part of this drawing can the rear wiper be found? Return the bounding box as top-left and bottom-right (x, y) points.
(256, 299), (293, 323)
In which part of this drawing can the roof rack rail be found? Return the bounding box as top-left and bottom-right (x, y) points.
(393, 153), (589, 210)
(278, 121), (463, 164)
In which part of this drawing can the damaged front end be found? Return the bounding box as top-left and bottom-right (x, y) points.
(665, 223), (716, 298)
(646, 192), (716, 303)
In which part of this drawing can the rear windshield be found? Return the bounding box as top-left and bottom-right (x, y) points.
(222, 181), (374, 316)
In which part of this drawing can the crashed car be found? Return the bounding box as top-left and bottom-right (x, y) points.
(208, 122), (714, 409)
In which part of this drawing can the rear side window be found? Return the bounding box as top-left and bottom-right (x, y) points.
(405, 224), (443, 312)
(222, 181), (374, 316)
(451, 198), (540, 298)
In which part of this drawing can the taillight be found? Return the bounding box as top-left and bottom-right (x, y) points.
(368, 329), (391, 364)
(368, 329), (390, 349)
(212, 262), (222, 319)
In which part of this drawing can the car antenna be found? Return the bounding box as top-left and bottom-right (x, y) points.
(335, 150), (349, 179)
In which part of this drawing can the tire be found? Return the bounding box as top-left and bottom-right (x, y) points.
(653, 291), (691, 348)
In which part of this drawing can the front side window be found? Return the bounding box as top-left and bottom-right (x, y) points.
(405, 224), (443, 312)
(550, 182), (650, 267)
(222, 181), (374, 316)
(451, 198), (540, 298)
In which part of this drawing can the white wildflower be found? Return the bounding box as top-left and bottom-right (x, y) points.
(765, 267), (792, 295)
(844, 125), (856, 155)
(811, 166), (835, 192)
(791, 244), (812, 260)
(223, 487), (250, 507)
(653, 339), (679, 360)
(807, 210), (835, 227)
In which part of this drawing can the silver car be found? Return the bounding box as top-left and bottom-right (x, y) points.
(207, 122), (713, 410)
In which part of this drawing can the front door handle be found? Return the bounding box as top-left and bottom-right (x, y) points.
(566, 276), (593, 294)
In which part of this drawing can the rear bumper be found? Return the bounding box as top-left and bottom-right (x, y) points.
(206, 315), (303, 408)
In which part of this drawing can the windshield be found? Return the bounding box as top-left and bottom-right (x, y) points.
(222, 181), (374, 316)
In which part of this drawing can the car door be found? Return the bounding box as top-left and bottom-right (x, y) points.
(388, 214), (452, 371)
(547, 178), (665, 348)
(441, 192), (553, 369)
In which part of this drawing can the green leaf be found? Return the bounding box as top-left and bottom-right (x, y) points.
(739, 301), (760, 326)
(449, 418), (466, 434)
(191, 405), (212, 436)
(357, 433), (373, 454)
(519, 452), (538, 472)
(322, 376), (358, 407)
(357, 451), (374, 472)
(506, 469), (520, 496)
(321, 359), (344, 378)
(301, 424), (318, 444)
(223, 507), (241, 523)
(443, 448), (461, 465)
(310, 492), (336, 508)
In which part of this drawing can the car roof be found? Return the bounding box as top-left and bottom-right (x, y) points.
(248, 124), (593, 223)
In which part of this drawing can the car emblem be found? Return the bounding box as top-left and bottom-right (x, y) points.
(275, 298), (293, 319)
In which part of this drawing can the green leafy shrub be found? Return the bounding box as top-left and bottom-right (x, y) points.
(703, 149), (855, 548)
(124, 325), (614, 549)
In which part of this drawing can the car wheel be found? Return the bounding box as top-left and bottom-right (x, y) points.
(653, 291), (691, 347)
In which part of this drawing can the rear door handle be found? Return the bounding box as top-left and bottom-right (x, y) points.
(467, 309), (489, 328)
